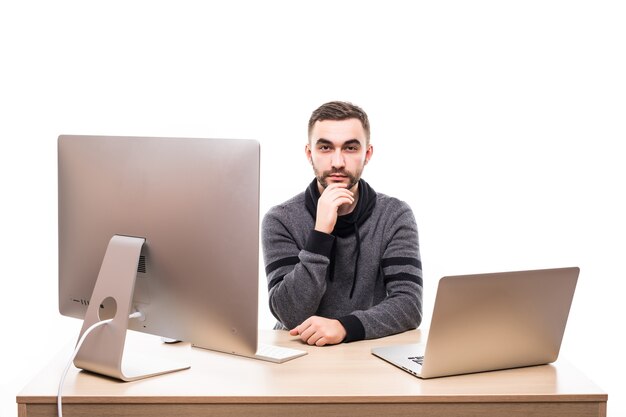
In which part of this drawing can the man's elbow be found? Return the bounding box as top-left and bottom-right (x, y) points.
(269, 297), (303, 330)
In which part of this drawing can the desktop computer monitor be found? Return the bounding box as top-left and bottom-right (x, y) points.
(58, 135), (265, 380)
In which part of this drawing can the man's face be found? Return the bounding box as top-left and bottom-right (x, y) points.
(306, 118), (373, 192)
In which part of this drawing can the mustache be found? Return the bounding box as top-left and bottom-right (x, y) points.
(323, 168), (350, 176)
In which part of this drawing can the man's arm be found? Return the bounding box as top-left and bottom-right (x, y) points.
(342, 201), (423, 341)
(263, 184), (354, 337)
(262, 208), (334, 329)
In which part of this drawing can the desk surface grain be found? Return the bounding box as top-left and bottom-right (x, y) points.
(17, 329), (607, 417)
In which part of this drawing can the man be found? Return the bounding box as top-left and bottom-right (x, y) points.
(262, 101), (422, 346)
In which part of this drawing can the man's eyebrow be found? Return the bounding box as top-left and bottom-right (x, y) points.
(315, 138), (333, 145)
(343, 139), (362, 147)
(314, 138), (362, 146)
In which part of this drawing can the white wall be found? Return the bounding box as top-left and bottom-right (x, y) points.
(1, 1), (624, 415)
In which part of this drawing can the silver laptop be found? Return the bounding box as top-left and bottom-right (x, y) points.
(372, 267), (578, 378)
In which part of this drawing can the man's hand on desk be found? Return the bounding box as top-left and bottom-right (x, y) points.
(290, 316), (347, 346)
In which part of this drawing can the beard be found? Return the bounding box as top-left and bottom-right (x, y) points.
(313, 166), (362, 191)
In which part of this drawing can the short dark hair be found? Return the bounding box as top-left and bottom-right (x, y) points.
(308, 101), (370, 144)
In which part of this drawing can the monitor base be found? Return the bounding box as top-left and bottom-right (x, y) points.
(73, 235), (189, 381)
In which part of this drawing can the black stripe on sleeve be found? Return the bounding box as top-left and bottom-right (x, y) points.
(384, 272), (423, 287)
(381, 257), (422, 270)
(265, 256), (300, 275)
(268, 274), (286, 291)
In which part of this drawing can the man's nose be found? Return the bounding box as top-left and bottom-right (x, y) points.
(331, 150), (345, 168)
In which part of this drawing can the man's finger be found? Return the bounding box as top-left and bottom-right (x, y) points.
(307, 332), (322, 346)
(315, 337), (327, 347)
(299, 326), (316, 343)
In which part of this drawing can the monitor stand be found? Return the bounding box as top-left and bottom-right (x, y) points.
(73, 235), (190, 381)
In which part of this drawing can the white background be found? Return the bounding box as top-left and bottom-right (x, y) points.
(1, 1), (624, 416)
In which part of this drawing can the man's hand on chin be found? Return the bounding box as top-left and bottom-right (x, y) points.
(289, 316), (347, 346)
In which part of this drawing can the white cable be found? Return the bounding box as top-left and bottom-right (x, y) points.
(57, 312), (143, 417)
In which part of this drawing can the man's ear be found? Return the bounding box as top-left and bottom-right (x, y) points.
(364, 144), (374, 165)
(305, 144), (312, 164)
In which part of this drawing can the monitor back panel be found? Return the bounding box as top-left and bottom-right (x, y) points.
(58, 135), (260, 356)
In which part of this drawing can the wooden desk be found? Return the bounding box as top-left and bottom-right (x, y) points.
(17, 329), (607, 417)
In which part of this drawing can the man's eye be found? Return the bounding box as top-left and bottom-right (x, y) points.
(345, 146), (359, 152)
(319, 145), (331, 151)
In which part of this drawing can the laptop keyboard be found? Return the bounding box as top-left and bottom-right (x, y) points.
(408, 356), (424, 365)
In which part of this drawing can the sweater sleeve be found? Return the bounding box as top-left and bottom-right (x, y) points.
(342, 201), (423, 341)
(261, 207), (334, 329)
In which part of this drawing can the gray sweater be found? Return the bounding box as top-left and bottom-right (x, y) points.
(261, 179), (423, 342)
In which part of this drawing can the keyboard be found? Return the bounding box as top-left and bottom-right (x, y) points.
(255, 343), (307, 363)
(408, 355), (424, 365)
